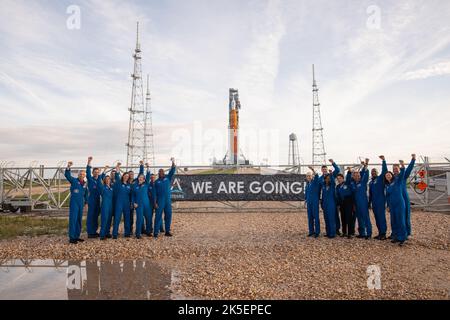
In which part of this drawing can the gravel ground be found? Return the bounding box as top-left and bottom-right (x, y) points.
(0, 209), (449, 300)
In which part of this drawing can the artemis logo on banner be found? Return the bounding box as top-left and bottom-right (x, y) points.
(66, 5), (81, 30)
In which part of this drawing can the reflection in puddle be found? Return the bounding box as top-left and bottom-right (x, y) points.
(0, 259), (178, 300)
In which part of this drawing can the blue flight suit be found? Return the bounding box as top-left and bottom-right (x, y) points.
(86, 165), (105, 236)
(386, 167), (407, 242)
(129, 166), (144, 234)
(146, 179), (157, 234)
(336, 171), (354, 236)
(64, 168), (88, 241)
(402, 158), (415, 236)
(113, 171), (132, 237)
(369, 160), (388, 236)
(322, 178), (337, 238)
(319, 163), (341, 232)
(154, 164), (176, 237)
(97, 179), (114, 239)
(305, 173), (320, 236)
(131, 170), (152, 238)
(351, 167), (372, 237)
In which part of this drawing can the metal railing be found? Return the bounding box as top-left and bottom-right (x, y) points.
(1, 159), (449, 212)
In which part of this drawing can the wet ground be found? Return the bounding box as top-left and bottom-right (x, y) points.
(0, 259), (179, 300)
(0, 210), (449, 299)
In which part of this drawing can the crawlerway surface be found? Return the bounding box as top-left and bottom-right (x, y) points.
(0, 210), (449, 300)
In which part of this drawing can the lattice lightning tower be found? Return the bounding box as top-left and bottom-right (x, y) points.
(126, 22), (152, 169)
(312, 64), (327, 166)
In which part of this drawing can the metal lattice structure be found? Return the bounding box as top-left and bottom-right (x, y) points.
(126, 22), (154, 169)
(1, 160), (449, 213)
(312, 64), (327, 166)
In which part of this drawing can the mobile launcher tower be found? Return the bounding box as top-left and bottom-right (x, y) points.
(221, 88), (249, 165)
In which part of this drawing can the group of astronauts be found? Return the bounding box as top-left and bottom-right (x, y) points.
(64, 157), (176, 244)
(305, 154), (416, 246)
(64, 154), (415, 246)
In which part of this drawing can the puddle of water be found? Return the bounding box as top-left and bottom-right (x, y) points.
(0, 259), (181, 300)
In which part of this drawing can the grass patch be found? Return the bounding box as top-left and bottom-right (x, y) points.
(0, 215), (86, 240)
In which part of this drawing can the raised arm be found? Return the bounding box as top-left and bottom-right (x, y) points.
(361, 159), (369, 185)
(86, 157), (93, 182)
(345, 168), (352, 185)
(329, 159), (340, 178)
(167, 159), (176, 181)
(405, 154), (416, 180)
(114, 163), (122, 186)
(139, 161), (144, 176)
(64, 162), (75, 184)
(399, 160), (406, 181)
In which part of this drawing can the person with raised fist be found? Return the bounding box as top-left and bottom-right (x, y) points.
(64, 161), (88, 244)
(153, 158), (176, 238)
(86, 157), (105, 238)
(368, 156), (388, 240)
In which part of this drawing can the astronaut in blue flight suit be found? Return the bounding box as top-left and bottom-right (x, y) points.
(305, 167), (321, 237)
(350, 159), (372, 239)
(154, 159), (176, 238)
(385, 160), (407, 246)
(86, 157), (105, 238)
(112, 163), (132, 239)
(131, 162), (154, 239)
(336, 168), (355, 238)
(321, 172), (338, 238)
(64, 162), (88, 244)
(368, 156), (388, 240)
(319, 160), (341, 235)
(402, 154), (416, 237)
(97, 173), (114, 240)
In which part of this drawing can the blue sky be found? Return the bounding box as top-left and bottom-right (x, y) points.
(0, 0), (449, 167)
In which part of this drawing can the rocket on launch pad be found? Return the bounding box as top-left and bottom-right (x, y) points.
(228, 88), (240, 165)
(224, 88), (248, 165)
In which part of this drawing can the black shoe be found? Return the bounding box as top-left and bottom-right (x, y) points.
(106, 234), (112, 239)
(154, 234), (159, 239)
(391, 239), (399, 243)
(88, 234), (99, 239)
(165, 232), (173, 237)
(136, 236), (141, 239)
(365, 236), (371, 240)
(374, 235), (380, 240)
(69, 239), (78, 244)
(100, 237), (106, 241)
(307, 233), (314, 237)
(76, 238), (85, 242)
(314, 234), (319, 238)
(379, 234), (387, 240)
(113, 236), (118, 240)
(124, 235), (131, 238)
